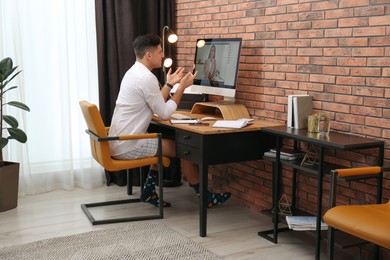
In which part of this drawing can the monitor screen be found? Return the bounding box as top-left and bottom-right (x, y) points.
(191, 38), (242, 99)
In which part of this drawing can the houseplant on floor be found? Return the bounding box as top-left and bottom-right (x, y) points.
(0, 57), (30, 212)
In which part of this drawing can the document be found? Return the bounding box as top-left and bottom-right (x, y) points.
(286, 216), (328, 231)
(212, 118), (253, 129)
(170, 119), (200, 124)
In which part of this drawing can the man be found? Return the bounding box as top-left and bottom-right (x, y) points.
(109, 34), (230, 207)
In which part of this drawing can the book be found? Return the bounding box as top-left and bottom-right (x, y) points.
(264, 148), (304, 161)
(212, 118), (253, 129)
(287, 95), (313, 129)
(285, 216), (328, 231)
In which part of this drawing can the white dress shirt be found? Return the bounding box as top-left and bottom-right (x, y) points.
(109, 61), (177, 156)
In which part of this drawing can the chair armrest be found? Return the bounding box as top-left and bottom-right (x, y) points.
(118, 133), (159, 141)
(333, 166), (382, 178)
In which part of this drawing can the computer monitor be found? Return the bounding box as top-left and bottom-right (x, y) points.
(191, 38), (242, 101)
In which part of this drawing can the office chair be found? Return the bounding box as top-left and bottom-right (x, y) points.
(79, 100), (170, 225)
(323, 166), (390, 260)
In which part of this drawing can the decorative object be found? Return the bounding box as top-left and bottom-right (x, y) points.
(319, 115), (331, 135)
(0, 221), (221, 260)
(301, 144), (319, 166)
(307, 113), (320, 133)
(278, 194), (292, 216)
(0, 57), (30, 212)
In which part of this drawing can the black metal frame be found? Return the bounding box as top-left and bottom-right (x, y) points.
(81, 131), (164, 225)
(327, 167), (384, 260)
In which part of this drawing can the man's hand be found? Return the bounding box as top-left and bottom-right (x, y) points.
(166, 67), (185, 85)
(179, 70), (198, 90)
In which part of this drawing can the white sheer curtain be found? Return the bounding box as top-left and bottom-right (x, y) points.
(0, 0), (104, 195)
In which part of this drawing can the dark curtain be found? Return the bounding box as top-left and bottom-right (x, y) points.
(94, 0), (176, 186)
(95, 0), (176, 126)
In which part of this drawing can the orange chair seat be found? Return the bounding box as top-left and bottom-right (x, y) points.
(324, 201), (390, 249)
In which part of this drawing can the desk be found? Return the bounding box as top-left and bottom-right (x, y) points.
(150, 111), (283, 237)
(257, 126), (384, 260)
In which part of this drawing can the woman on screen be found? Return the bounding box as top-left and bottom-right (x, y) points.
(202, 45), (216, 81)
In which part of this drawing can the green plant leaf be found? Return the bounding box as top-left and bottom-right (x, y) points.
(0, 137), (8, 149)
(7, 101), (30, 112)
(0, 57), (13, 75)
(2, 85), (17, 94)
(3, 115), (19, 128)
(7, 128), (27, 143)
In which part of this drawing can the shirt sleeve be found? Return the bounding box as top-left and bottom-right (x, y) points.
(142, 75), (177, 120)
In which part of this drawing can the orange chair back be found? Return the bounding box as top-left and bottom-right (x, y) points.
(79, 100), (114, 169)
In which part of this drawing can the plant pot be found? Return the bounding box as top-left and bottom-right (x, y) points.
(0, 161), (20, 212)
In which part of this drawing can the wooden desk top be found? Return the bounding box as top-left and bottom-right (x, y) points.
(153, 111), (283, 135)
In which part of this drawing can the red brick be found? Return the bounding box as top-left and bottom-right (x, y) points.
(366, 117), (390, 128)
(323, 66), (350, 75)
(276, 13), (299, 22)
(353, 27), (386, 36)
(265, 6), (287, 15)
(337, 58), (367, 66)
(299, 82), (324, 91)
(336, 76), (366, 86)
(276, 81), (299, 89)
(311, 38), (338, 47)
(311, 57), (337, 65)
(383, 68), (390, 76)
(276, 31), (299, 39)
(266, 23), (288, 31)
(339, 0), (369, 8)
(298, 48), (323, 56)
(276, 48), (297, 55)
(274, 64), (296, 72)
(351, 68), (381, 76)
(287, 3), (311, 13)
(265, 56), (286, 64)
(286, 73), (310, 81)
(351, 106), (382, 117)
(264, 72), (286, 80)
(369, 15), (390, 26)
(339, 38), (368, 47)
(255, 16), (276, 24)
(339, 17), (369, 27)
(351, 125), (383, 138)
(325, 9), (354, 19)
(299, 29), (324, 38)
(336, 113), (365, 124)
(364, 97), (390, 108)
(287, 39), (310, 47)
(352, 47), (384, 56)
(355, 6), (385, 16)
(335, 95), (364, 105)
(323, 102), (350, 113)
(367, 58), (390, 66)
(324, 48), (352, 56)
(312, 1), (339, 10)
(366, 78), (390, 87)
(299, 11), (325, 20)
(287, 56), (310, 64)
(369, 37), (390, 46)
(312, 20), (338, 29)
(353, 86), (384, 97)
(288, 21), (311, 30)
(310, 74), (336, 84)
(325, 28), (353, 37)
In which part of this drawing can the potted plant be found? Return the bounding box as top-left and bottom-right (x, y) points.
(0, 57), (30, 212)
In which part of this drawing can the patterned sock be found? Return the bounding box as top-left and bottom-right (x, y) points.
(140, 169), (171, 207)
(190, 183), (231, 208)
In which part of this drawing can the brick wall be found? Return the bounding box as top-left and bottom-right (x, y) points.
(174, 0), (389, 215)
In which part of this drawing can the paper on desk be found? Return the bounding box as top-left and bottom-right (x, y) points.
(212, 119), (253, 129)
(170, 119), (200, 124)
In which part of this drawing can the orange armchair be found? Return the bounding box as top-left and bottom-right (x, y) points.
(323, 166), (389, 259)
(79, 100), (170, 225)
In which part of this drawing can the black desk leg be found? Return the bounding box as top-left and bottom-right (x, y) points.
(315, 146), (325, 260)
(199, 162), (208, 237)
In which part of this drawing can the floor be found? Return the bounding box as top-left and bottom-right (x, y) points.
(0, 183), (381, 259)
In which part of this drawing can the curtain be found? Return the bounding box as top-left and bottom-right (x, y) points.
(94, 0), (176, 185)
(0, 0), (102, 195)
(95, 0), (176, 126)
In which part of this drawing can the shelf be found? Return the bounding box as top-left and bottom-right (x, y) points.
(260, 209), (367, 249)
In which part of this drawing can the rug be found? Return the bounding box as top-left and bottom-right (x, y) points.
(0, 221), (221, 260)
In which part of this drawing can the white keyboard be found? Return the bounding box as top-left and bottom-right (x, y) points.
(171, 113), (192, 120)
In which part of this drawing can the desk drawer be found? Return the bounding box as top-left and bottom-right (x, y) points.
(176, 144), (201, 162)
(175, 129), (202, 148)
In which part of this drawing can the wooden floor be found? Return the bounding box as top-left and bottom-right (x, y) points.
(0, 183), (369, 259)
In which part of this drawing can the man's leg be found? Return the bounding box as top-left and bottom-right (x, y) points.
(181, 159), (231, 208)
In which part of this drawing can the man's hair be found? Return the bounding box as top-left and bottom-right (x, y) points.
(133, 34), (161, 59)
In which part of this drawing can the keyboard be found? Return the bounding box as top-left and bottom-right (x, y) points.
(171, 113), (192, 120)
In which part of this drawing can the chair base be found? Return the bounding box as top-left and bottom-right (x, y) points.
(81, 198), (163, 225)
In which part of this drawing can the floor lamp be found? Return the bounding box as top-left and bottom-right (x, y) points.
(162, 26), (178, 79)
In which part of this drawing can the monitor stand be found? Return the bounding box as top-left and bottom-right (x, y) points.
(191, 101), (250, 120)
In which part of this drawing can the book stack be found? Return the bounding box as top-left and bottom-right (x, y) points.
(286, 216), (328, 231)
(263, 148), (304, 161)
(287, 95), (313, 129)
